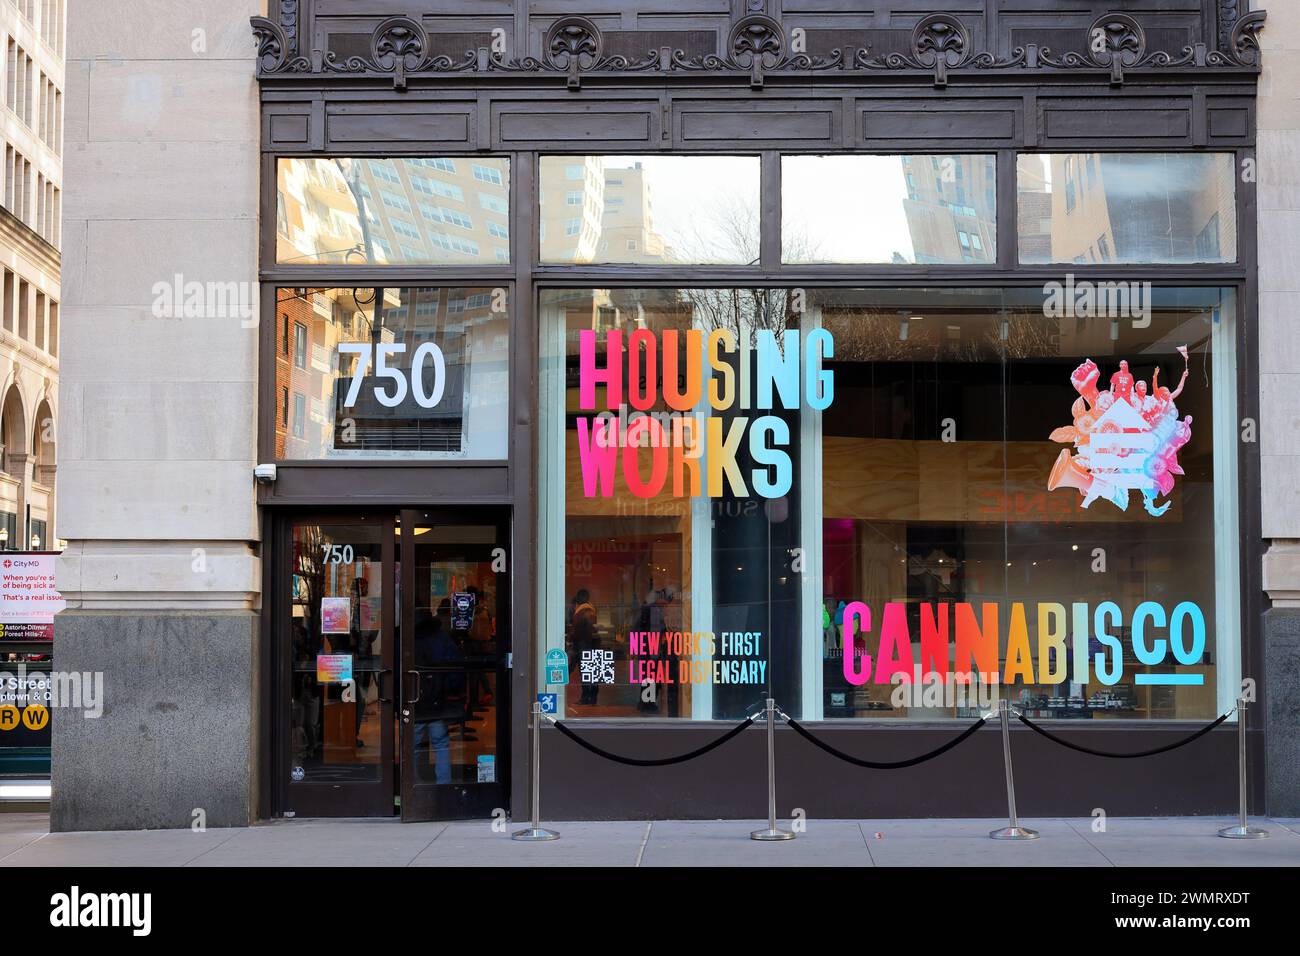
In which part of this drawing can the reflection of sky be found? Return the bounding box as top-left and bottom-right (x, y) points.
(1099, 154), (1223, 200)
(781, 156), (916, 262)
(604, 155), (761, 261)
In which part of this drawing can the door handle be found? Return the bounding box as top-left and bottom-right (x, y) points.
(406, 670), (422, 705)
(376, 669), (393, 704)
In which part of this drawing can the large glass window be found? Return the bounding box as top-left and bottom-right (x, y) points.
(538, 156), (761, 265)
(817, 287), (1237, 721)
(1016, 153), (1237, 264)
(539, 287), (1239, 722)
(783, 155), (997, 264)
(277, 158), (511, 266)
(538, 288), (806, 719)
(274, 287), (509, 460)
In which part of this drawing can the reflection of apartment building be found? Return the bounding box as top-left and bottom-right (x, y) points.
(1016, 158), (1053, 263)
(596, 164), (668, 262)
(1, 0), (62, 551)
(274, 289), (373, 460)
(277, 160), (364, 264)
(1048, 153), (1117, 264)
(1047, 154), (1236, 263)
(900, 155), (996, 263)
(275, 286), (501, 457)
(538, 157), (669, 264)
(538, 156), (603, 263)
(278, 157), (513, 266)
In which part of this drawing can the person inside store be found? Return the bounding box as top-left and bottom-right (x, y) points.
(290, 618), (320, 760)
(413, 608), (465, 784)
(636, 586), (678, 714)
(569, 589), (599, 705)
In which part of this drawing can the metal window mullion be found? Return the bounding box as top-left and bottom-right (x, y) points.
(760, 151), (781, 271)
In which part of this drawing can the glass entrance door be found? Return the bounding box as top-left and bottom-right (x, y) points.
(282, 514), (396, 817)
(399, 510), (509, 821)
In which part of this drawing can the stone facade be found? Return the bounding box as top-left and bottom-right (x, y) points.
(53, 0), (263, 830)
(1257, 0), (1300, 816)
(48, 0), (1298, 827)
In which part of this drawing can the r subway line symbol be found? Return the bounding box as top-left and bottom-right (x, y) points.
(0, 704), (47, 731)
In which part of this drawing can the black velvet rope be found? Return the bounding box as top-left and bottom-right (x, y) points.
(1016, 710), (1231, 759)
(551, 716), (755, 767)
(784, 716), (988, 769)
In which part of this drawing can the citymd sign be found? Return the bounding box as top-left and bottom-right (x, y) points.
(0, 553), (65, 641)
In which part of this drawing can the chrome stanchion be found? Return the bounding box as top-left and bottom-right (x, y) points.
(1218, 698), (1268, 839)
(990, 698), (1038, 841)
(513, 701), (560, 842)
(751, 699), (795, 841)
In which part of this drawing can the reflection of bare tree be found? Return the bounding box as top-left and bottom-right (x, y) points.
(813, 304), (1061, 364)
(663, 186), (760, 266)
(821, 308), (997, 363)
(821, 311), (917, 362)
(594, 186), (833, 348)
(677, 197), (786, 347)
(683, 287), (787, 346)
(990, 310), (1061, 359)
(667, 182), (826, 268)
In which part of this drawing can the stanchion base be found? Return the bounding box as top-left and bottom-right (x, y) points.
(989, 826), (1039, 841)
(750, 828), (796, 841)
(1217, 825), (1269, 839)
(512, 827), (561, 842)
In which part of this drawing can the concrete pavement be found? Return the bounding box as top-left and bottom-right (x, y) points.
(3, 812), (1300, 866)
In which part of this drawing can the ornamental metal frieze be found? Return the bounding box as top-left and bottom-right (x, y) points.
(674, 15), (845, 89)
(1218, 0), (1240, 52)
(251, 10), (1267, 89)
(279, 0), (299, 56)
(492, 17), (662, 89)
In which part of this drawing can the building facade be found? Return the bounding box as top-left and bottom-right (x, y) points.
(51, 0), (1300, 829)
(0, 0), (63, 787)
(0, 0), (61, 557)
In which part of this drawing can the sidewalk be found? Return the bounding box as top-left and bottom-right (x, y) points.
(3, 813), (1299, 866)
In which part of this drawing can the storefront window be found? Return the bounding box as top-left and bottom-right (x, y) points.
(817, 287), (1237, 721)
(539, 287), (1239, 722)
(538, 156), (761, 265)
(274, 287), (509, 460)
(783, 155), (998, 264)
(1016, 153), (1237, 264)
(538, 288), (806, 719)
(277, 158), (511, 266)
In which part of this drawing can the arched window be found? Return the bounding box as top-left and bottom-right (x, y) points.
(32, 400), (53, 473)
(0, 387), (24, 477)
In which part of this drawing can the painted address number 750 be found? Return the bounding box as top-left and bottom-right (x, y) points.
(338, 343), (446, 409)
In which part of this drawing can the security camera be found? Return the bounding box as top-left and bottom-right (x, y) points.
(254, 464), (278, 483)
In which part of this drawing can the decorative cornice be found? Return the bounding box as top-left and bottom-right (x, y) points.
(502, 16), (664, 89)
(251, 16), (308, 74)
(251, 10), (1267, 88)
(1228, 10), (1266, 68)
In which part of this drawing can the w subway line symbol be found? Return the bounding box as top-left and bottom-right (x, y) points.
(0, 704), (48, 731)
